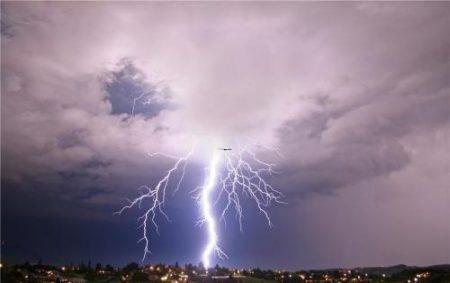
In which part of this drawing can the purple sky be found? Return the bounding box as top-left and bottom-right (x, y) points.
(2, 2), (450, 269)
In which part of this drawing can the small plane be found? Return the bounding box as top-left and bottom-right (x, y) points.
(218, 148), (232, 151)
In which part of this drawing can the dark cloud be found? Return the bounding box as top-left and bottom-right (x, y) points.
(1, 1), (449, 268)
(74, 187), (112, 201)
(104, 59), (171, 118)
(277, 76), (449, 197)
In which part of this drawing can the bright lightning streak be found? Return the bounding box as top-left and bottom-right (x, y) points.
(117, 142), (282, 268)
(115, 150), (193, 261)
(217, 145), (283, 231)
(199, 151), (226, 270)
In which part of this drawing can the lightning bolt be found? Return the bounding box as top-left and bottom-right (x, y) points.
(217, 145), (283, 231)
(115, 150), (193, 261)
(116, 142), (282, 269)
(198, 151), (227, 270)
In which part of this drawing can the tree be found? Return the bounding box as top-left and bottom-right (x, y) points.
(131, 271), (149, 282)
(198, 261), (205, 273)
(105, 264), (115, 273)
(123, 262), (140, 274)
(87, 260), (92, 271)
(79, 261), (87, 272)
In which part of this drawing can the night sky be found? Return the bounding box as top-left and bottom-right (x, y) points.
(2, 2), (450, 270)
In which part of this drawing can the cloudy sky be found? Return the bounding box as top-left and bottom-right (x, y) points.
(2, 2), (450, 269)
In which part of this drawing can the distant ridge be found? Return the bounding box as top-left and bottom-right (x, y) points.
(306, 264), (450, 275)
(354, 264), (450, 276)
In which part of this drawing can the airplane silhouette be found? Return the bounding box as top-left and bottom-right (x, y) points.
(218, 148), (232, 151)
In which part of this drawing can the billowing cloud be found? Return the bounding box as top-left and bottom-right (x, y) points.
(2, 2), (449, 200)
(2, 1), (450, 268)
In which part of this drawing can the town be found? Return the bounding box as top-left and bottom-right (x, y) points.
(2, 261), (449, 282)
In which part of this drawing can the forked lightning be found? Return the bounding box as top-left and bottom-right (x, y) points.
(116, 143), (282, 269)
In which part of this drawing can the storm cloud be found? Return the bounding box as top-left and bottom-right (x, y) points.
(2, 2), (449, 268)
